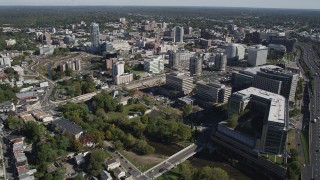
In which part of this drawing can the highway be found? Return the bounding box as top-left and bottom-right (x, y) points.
(298, 43), (320, 180)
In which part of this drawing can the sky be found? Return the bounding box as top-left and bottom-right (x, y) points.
(0, 0), (320, 9)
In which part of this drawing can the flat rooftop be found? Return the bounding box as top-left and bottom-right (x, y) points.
(234, 87), (286, 124)
(240, 65), (281, 76)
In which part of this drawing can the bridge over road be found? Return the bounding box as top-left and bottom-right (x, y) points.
(138, 143), (204, 179)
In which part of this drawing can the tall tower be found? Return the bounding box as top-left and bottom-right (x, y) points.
(173, 26), (184, 43)
(215, 53), (227, 71)
(112, 62), (125, 77)
(90, 23), (100, 49)
(189, 56), (202, 76)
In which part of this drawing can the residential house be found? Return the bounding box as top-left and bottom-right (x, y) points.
(113, 167), (125, 179)
(105, 159), (120, 171)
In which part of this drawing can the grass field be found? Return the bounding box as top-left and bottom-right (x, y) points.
(120, 150), (165, 172)
(300, 130), (310, 164)
(107, 104), (148, 120)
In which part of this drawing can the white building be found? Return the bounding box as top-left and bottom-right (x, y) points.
(90, 22), (100, 49)
(39, 45), (55, 55)
(5, 39), (16, 46)
(106, 159), (121, 171)
(144, 56), (164, 74)
(0, 101), (15, 112)
(112, 61), (125, 77)
(248, 45), (268, 67)
(114, 73), (133, 85)
(12, 65), (24, 76)
(225, 43), (245, 61)
(0, 57), (11, 67)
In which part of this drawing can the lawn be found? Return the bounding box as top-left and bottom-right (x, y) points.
(120, 150), (164, 172)
(107, 104), (148, 120)
(157, 169), (181, 180)
(300, 130), (310, 164)
(260, 154), (284, 165)
(287, 129), (303, 163)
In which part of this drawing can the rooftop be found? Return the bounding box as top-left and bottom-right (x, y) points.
(52, 118), (83, 135)
(233, 87), (286, 124)
(239, 65), (282, 76)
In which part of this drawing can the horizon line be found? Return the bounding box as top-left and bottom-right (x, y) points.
(0, 5), (319, 10)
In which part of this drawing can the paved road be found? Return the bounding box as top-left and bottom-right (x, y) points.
(298, 43), (320, 180)
(102, 141), (149, 180)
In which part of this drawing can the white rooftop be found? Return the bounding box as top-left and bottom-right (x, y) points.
(241, 65), (281, 76)
(235, 87), (286, 124)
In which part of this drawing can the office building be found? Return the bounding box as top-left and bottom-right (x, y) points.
(144, 57), (164, 74)
(225, 43), (245, 62)
(114, 73), (133, 85)
(215, 53), (227, 71)
(268, 44), (286, 59)
(166, 72), (193, 95)
(232, 65), (298, 103)
(104, 58), (118, 70)
(39, 32), (52, 45)
(171, 51), (195, 70)
(189, 56), (202, 76)
(90, 22), (100, 50)
(168, 50), (178, 70)
(112, 61), (124, 77)
(173, 26), (184, 43)
(248, 45), (268, 67)
(196, 81), (231, 103)
(228, 87), (288, 155)
(39, 45), (55, 55)
(254, 67), (299, 102)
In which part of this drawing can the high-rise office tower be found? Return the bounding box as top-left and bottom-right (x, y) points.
(112, 62), (124, 77)
(248, 45), (268, 67)
(90, 23), (100, 49)
(228, 87), (288, 155)
(226, 43), (245, 62)
(189, 56), (202, 76)
(215, 53), (227, 71)
(168, 50), (178, 70)
(173, 26), (184, 43)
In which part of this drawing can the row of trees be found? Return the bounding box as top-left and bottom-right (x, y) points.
(55, 76), (97, 98)
(161, 160), (229, 180)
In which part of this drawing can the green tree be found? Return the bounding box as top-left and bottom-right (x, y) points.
(86, 149), (108, 176)
(287, 161), (301, 180)
(115, 104), (124, 112)
(23, 122), (41, 142)
(7, 115), (24, 131)
(134, 140), (155, 155)
(182, 104), (193, 117)
(179, 161), (193, 180)
(113, 140), (124, 150)
(195, 167), (228, 180)
(227, 114), (239, 128)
